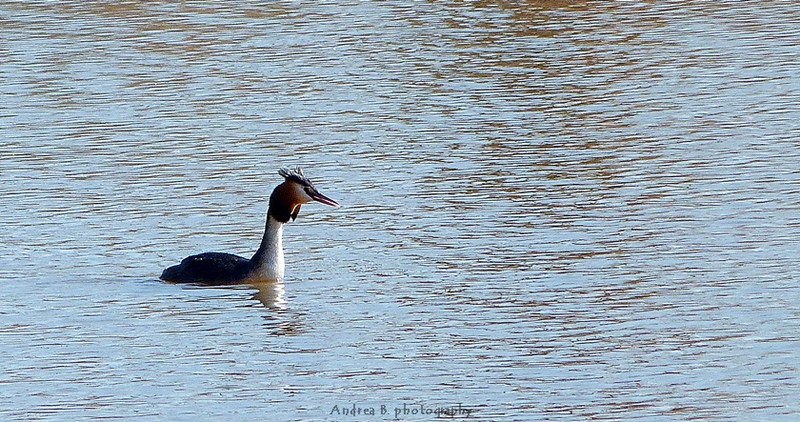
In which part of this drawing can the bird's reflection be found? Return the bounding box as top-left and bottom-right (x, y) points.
(250, 282), (304, 335)
(251, 281), (287, 310)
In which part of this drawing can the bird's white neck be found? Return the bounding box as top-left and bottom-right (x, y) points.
(249, 215), (285, 282)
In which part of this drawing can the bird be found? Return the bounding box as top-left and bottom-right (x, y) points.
(160, 167), (339, 285)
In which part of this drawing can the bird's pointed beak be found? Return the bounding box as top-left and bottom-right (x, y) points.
(308, 189), (340, 207)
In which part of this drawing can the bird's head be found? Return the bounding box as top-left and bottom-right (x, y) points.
(269, 167), (340, 223)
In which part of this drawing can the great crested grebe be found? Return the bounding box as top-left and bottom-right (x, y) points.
(160, 167), (339, 285)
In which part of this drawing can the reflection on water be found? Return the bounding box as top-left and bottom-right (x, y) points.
(1, 0), (799, 420)
(252, 281), (287, 311)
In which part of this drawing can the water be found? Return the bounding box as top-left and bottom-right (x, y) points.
(1, 1), (799, 420)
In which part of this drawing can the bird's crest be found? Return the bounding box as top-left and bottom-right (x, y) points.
(278, 167), (312, 186)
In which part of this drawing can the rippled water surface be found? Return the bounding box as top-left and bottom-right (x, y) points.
(2, 1), (799, 420)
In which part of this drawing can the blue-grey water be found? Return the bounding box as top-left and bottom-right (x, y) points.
(1, 1), (799, 421)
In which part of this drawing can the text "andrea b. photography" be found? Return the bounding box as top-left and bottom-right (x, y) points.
(330, 402), (473, 418)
